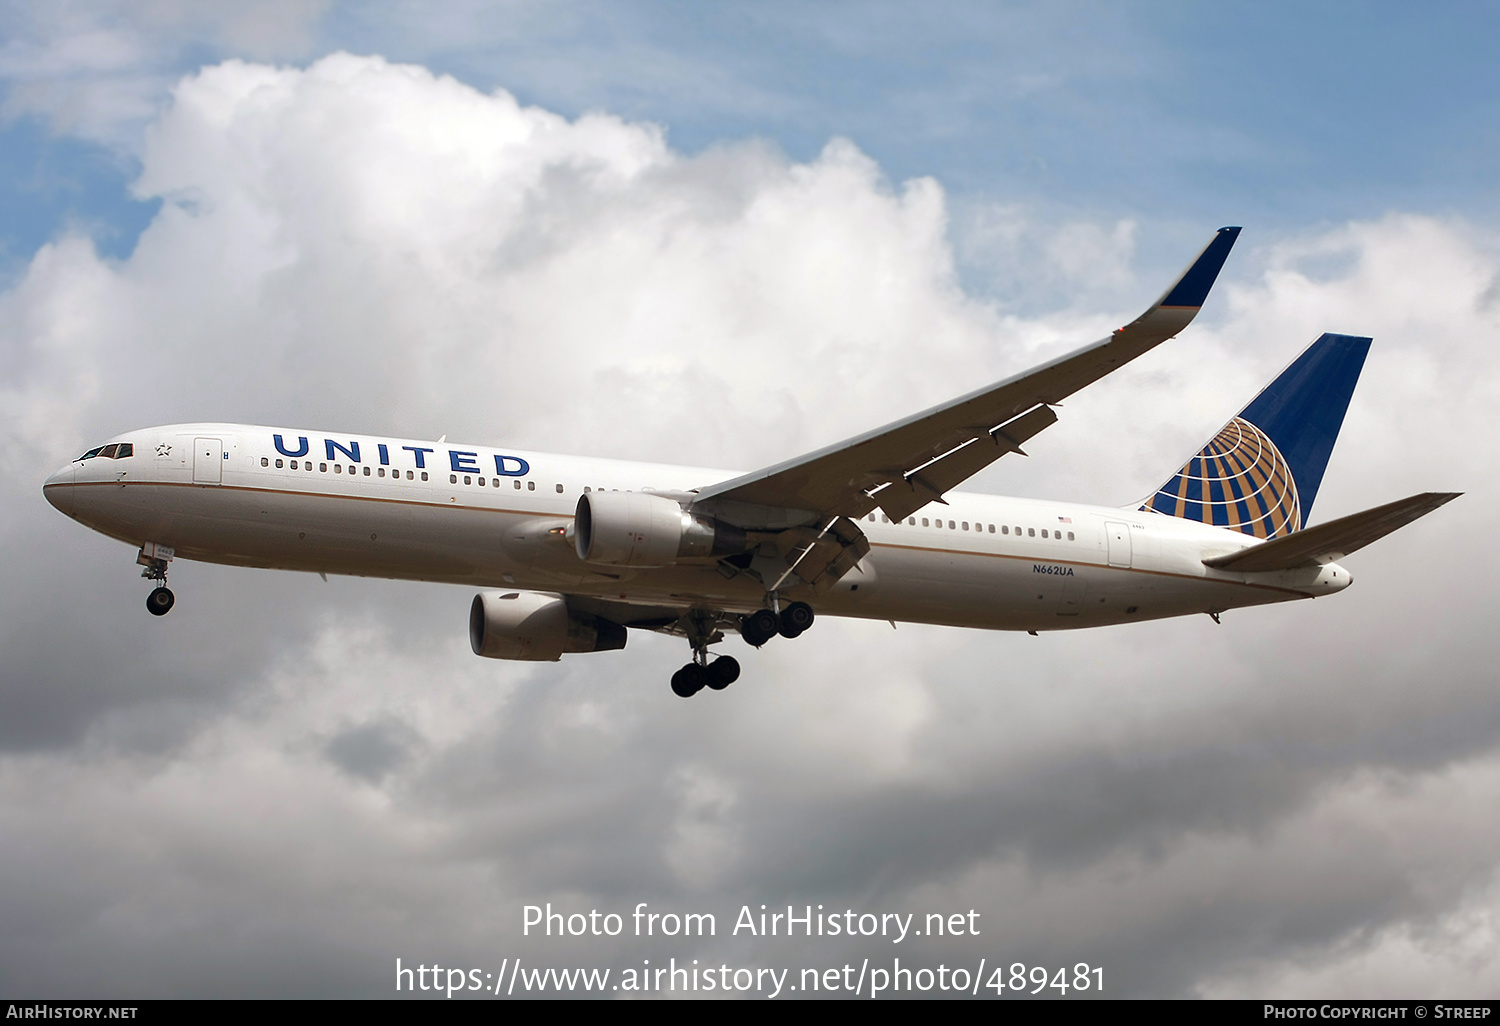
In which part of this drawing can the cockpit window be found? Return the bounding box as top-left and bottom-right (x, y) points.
(76, 442), (133, 461)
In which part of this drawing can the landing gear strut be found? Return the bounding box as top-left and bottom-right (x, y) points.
(671, 610), (742, 698)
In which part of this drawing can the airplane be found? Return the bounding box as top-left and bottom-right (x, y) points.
(42, 227), (1459, 698)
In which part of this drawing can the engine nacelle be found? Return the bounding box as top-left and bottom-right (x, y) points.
(469, 591), (627, 661)
(571, 491), (745, 567)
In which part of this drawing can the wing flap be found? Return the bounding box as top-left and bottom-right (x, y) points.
(873, 403), (1059, 522)
(1202, 492), (1461, 572)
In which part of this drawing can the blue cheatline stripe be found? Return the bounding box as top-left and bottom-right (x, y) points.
(1160, 226), (1243, 308)
(1238, 333), (1371, 525)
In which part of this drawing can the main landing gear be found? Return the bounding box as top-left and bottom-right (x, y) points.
(670, 608), (746, 699)
(668, 600), (817, 698)
(739, 601), (814, 647)
(670, 656), (741, 698)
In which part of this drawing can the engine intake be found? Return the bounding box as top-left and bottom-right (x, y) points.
(469, 591), (627, 661)
(572, 491), (745, 567)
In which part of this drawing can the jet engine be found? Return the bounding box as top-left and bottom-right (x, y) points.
(571, 491), (746, 567)
(469, 591), (627, 661)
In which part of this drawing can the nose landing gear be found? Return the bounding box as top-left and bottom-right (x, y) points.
(137, 542), (176, 617)
(146, 586), (175, 616)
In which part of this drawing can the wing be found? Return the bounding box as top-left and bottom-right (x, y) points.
(1202, 492), (1461, 572)
(694, 226), (1242, 527)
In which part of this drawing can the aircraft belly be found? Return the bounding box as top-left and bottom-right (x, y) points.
(822, 544), (1298, 631)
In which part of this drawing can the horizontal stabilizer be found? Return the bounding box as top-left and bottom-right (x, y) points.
(1203, 492), (1460, 572)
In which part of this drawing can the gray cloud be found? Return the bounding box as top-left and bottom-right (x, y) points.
(1, 54), (1497, 1000)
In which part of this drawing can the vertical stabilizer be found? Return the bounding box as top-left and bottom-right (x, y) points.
(1142, 333), (1371, 537)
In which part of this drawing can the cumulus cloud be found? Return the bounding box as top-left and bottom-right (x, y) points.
(1, 54), (1497, 997)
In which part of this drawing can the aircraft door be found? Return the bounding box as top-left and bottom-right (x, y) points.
(1106, 521), (1132, 568)
(193, 437), (224, 485)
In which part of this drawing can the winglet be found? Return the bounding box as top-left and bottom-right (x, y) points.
(1156, 226), (1242, 309)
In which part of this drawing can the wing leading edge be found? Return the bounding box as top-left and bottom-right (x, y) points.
(694, 227), (1242, 526)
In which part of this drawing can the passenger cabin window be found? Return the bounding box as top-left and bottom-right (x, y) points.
(261, 457), (269, 467)
(527, 481), (535, 491)
(320, 462), (328, 472)
(420, 472), (429, 481)
(922, 518), (929, 527)
(556, 484), (564, 493)
(1027, 528), (1035, 537)
(1067, 531), (1075, 540)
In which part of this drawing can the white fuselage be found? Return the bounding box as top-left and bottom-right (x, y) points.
(43, 423), (1352, 632)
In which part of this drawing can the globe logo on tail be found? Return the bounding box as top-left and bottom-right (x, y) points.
(1141, 417), (1301, 539)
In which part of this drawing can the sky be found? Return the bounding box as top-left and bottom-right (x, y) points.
(2, 0), (1499, 1000)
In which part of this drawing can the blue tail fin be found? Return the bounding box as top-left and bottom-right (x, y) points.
(1141, 333), (1372, 537)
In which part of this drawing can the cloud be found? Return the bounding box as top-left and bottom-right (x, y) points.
(1, 54), (1497, 997)
(0, 1), (331, 147)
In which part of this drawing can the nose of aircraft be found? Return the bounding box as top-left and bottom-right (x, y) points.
(43, 463), (76, 516)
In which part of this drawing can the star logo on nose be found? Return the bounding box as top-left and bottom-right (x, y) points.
(155, 444), (172, 457)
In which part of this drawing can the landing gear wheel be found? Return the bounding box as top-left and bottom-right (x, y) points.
(671, 663), (707, 698)
(706, 656), (740, 690)
(778, 601), (814, 639)
(146, 587), (175, 617)
(741, 608), (779, 647)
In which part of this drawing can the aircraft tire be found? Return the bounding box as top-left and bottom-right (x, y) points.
(706, 656), (740, 690)
(742, 609), (779, 647)
(671, 663), (706, 698)
(779, 602), (814, 638)
(146, 587), (175, 617)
